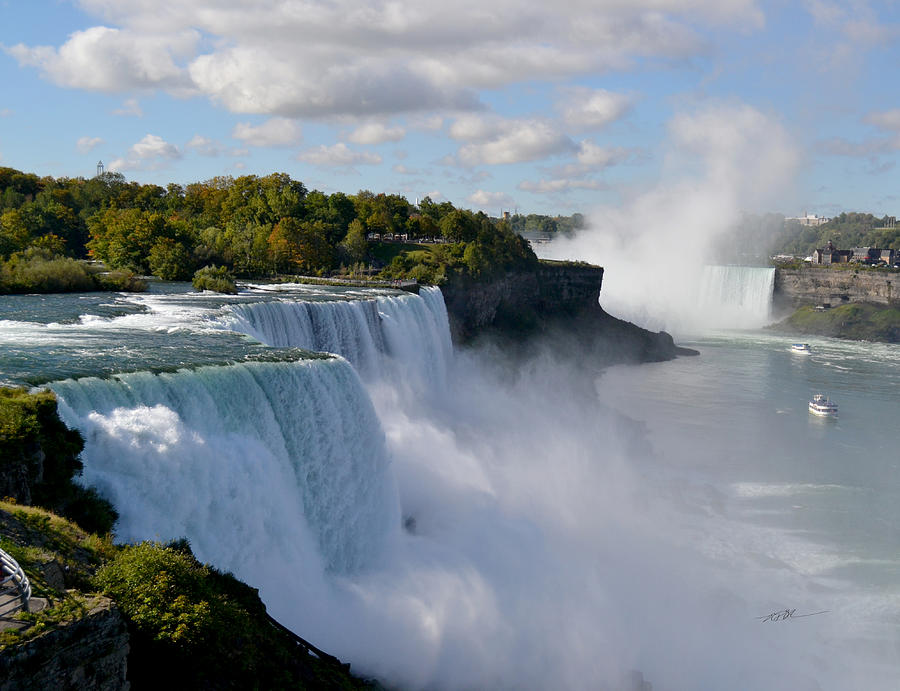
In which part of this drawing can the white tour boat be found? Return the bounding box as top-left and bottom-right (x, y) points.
(809, 394), (838, 417)
(791, 343), (812, 354)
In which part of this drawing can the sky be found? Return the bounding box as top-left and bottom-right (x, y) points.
(1, 0), (900, 217)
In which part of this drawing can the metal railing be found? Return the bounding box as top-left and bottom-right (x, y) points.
(0, 547), (31, 616)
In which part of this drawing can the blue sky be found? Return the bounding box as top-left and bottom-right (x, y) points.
(1, 0), (899, 217)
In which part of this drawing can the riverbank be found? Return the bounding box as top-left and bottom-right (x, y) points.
(769, 302), (900, 343)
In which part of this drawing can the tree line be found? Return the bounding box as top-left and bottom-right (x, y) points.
(0, 167), (538, 290)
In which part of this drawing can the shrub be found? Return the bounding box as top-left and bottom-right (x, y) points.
(192, 264), (237, 294)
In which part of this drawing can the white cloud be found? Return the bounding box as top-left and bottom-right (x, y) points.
(6, 26), (196, 93)
(108, 133), (182, 171)
(232, 118), (303, 147)
(113, 98), (143, 117)
(518, 178), (608, 194)
(7, 1), (763, 117)
(393, 164), (421, 175)
(186, 135), (223, 157)
(576, 141), (632, 169)
(295, 142), (382, 168)
(348, 123), (406, 145)
(467, 189), (515, 210)
(450, 116), (576, 166)
(76, 136), (103, 154)
(0, 109), (12, 117)
(559, 87), (632, 130)
(865, 109), (900, 132)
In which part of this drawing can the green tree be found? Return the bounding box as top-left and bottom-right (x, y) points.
(340, 219), (369, 263)
(0, 209), (32, 258)
(148, 238), (194, 280)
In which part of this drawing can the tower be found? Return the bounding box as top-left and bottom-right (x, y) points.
(96, 160), (105, 177)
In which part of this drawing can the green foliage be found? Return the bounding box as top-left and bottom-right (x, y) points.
(94, 541), (372, 689)
(766, 212), (900, 257)
(1, 164), (556, 287)
(0, 252), (95, 293)
(148, 237), (194, 280)
(192, 264), (237, 294)
(341, 218), (369, 264)
(0, 388), (118, 535)
(91, 268), (148, 292)
(95, 542), (230, 647)
(0, 249), (147, 294)
(777, 303), (900, 343)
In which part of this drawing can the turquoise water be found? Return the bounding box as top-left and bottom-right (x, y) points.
(597, 331), (900, 685)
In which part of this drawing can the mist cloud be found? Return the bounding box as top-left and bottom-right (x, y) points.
(541, 103), (799, 334)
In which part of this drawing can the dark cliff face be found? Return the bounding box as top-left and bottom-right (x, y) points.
(441, 262), (687, 364)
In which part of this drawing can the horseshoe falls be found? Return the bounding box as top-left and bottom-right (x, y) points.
(695, 265), (775, 330)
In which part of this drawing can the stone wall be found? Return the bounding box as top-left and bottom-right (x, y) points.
(774, 267), (899, 310)
(0, 599), (129, 691)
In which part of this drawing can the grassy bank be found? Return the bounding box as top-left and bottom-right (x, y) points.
(0, 253), (146, 294)
(772, 302), (900, 343)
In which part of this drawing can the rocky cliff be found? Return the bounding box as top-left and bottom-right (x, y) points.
(774, 266), (899, 311)
(0, 598), (130, 691)
(441, 260), (691, 363)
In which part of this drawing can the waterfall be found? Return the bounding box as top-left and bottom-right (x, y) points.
(696, 265), (774, 329)
(50, 358), (400, 579)
(226, 286), (453, 390)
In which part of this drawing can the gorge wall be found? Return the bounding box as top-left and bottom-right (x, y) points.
(441, 260), (686, 362)
(774, 267), (899, 311)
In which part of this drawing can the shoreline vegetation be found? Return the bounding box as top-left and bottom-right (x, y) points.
(770, 302), (900, 343)
(0, 166), (553, 296)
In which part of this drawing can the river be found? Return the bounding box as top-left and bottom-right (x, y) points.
(1, 279), (898, 690)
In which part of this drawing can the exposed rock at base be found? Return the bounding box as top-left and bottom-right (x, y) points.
(0, 598), (130, 691)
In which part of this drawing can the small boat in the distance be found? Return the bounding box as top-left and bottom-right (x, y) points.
(791, 343), (812, 354)
(809, 394), (838, 417)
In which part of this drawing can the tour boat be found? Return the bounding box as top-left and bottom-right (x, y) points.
(791, 343), (812, 354)
(809, 394), (838, 417)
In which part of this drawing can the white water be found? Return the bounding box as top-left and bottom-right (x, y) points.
(4, 282), (899, 690)
(587, 263), (775, 335)
(225, 286), (453, 390)
(696, 266), (774, 329)
(52, 358), (399, 576)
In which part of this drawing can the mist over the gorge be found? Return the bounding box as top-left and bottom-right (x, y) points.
(540, 104), (799, 335)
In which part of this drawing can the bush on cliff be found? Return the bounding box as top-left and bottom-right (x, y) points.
(0, 387), (117, 535)
(95, 540), (374, 690)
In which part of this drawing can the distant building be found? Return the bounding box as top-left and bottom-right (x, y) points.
(812, 247), (853, 264)
(813, 245), (895, 265)
(786, 212), (829, 227)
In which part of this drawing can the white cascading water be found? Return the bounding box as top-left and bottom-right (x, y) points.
(597, 264), (776, 334)
(51, 358), (400, 579)
(695, 266), (774, 330)
(226, 286), (453, 389)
